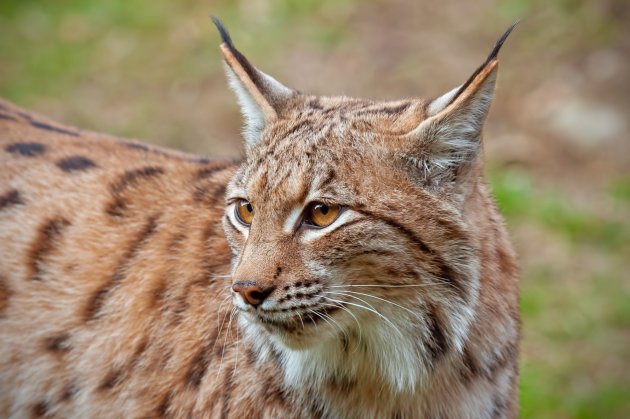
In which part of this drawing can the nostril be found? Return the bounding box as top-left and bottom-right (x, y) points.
(249, 290), (264, 301)
(232, 282), (275, 307)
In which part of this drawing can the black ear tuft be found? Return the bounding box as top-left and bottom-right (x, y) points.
(486, 21), (519, 63)
(447, 21), (518, 108)
(211, 16), (234, 49)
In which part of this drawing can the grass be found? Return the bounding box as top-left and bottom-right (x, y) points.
(491, 168), (630, 418)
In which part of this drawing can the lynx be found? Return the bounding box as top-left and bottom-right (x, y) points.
(0, 18), (519, 418)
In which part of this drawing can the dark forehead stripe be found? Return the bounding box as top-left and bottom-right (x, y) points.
(5, 142), (46, 157)
(56, 156), (97, 172)
(351, 102), (411, 117)
(0, 189), (24, 210)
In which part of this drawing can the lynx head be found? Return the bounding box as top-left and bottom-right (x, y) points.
(213, 18), (515, 392)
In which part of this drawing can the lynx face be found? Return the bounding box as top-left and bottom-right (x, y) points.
(223, 101), (478, 358)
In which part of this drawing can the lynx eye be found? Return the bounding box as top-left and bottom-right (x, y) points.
(235, 199), (254, 226)
(305, 202), (341, 228)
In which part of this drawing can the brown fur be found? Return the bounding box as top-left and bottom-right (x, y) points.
(0, 22), (519, 419)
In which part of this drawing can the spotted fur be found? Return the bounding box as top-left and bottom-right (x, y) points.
(0, 20), (519, 418)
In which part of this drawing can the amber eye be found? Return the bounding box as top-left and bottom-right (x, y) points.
(305, 202), (341, 228)
(235, 199), (254, 226)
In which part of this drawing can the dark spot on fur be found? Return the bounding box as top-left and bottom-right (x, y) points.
(56, 156), (97, 172)
(32, 401), (50, 417)
(0, 275), (12, 317)
(156, 391), (174, 416)
(425, 304), (449, 363)
(5, 142), (46, 157)
(99, 368), (122, 391)
(60, 383), (77, 402)
(123, 142), (150, 152)
(45, 333), (70, 353)
(273, 266), (282, 280)
(0, 189), (23, 210)
(28, 217), (71, 281)
(461, 346), (481, 382)
(105, 196), (126, 218)
(0, 112), (16, 121)
(29, 120), (79, 136)
(308, 99), (323, 110)
(105, 167), (164, 218)
(112, 167), (164, 194)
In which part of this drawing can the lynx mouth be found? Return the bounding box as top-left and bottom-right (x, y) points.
(250, 304), (343, 333)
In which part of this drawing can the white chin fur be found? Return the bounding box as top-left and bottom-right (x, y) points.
(240, 307), (429, 395)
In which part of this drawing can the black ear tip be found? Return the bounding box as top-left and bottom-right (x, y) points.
(210, 15), (234, 48)
(487, 20), (519, 62)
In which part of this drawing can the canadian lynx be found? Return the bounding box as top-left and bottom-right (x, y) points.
(0, 18), (519, 418)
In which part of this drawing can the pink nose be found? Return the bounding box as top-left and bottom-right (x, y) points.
(232, 282), (275, 307)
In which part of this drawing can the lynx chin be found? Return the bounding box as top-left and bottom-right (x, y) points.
(0, 17), (519, 419)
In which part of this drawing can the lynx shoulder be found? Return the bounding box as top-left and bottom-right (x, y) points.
(0, 19), (519, 418)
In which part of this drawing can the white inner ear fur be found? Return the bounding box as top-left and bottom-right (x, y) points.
(410, 68), (497, 172)
(427, 85), (461, 116)
(223, 64), (293, 148)
(224, 63), (266, 147)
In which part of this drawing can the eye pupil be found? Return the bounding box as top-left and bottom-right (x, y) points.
(307, 202), (341, 228)
(235, 199), (254, 226)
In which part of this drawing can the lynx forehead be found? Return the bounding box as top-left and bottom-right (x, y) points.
(0, 18), (519, 418)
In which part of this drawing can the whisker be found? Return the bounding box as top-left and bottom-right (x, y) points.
(322, 295), (403, 338)
(296, 311), (305, 330)
(320, 310), (348, 341)
(333, 290), (418, 317)
(329, 284), (440, 288)
(232, 317), (241, 380)
(307, 309), (338, 335)
(218, 308), (237, 376)
(320, 301), (362, 351)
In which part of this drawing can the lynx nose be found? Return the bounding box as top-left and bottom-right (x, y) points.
(232, 282), (275, 307)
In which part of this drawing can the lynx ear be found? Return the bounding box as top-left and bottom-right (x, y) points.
(403, 23), (517, 182)
(212, 17), (295, 148)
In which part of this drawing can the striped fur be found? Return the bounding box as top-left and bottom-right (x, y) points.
(0, 21), (519, 419)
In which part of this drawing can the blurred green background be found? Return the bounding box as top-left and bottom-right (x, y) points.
(1, 0), (628, 417)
